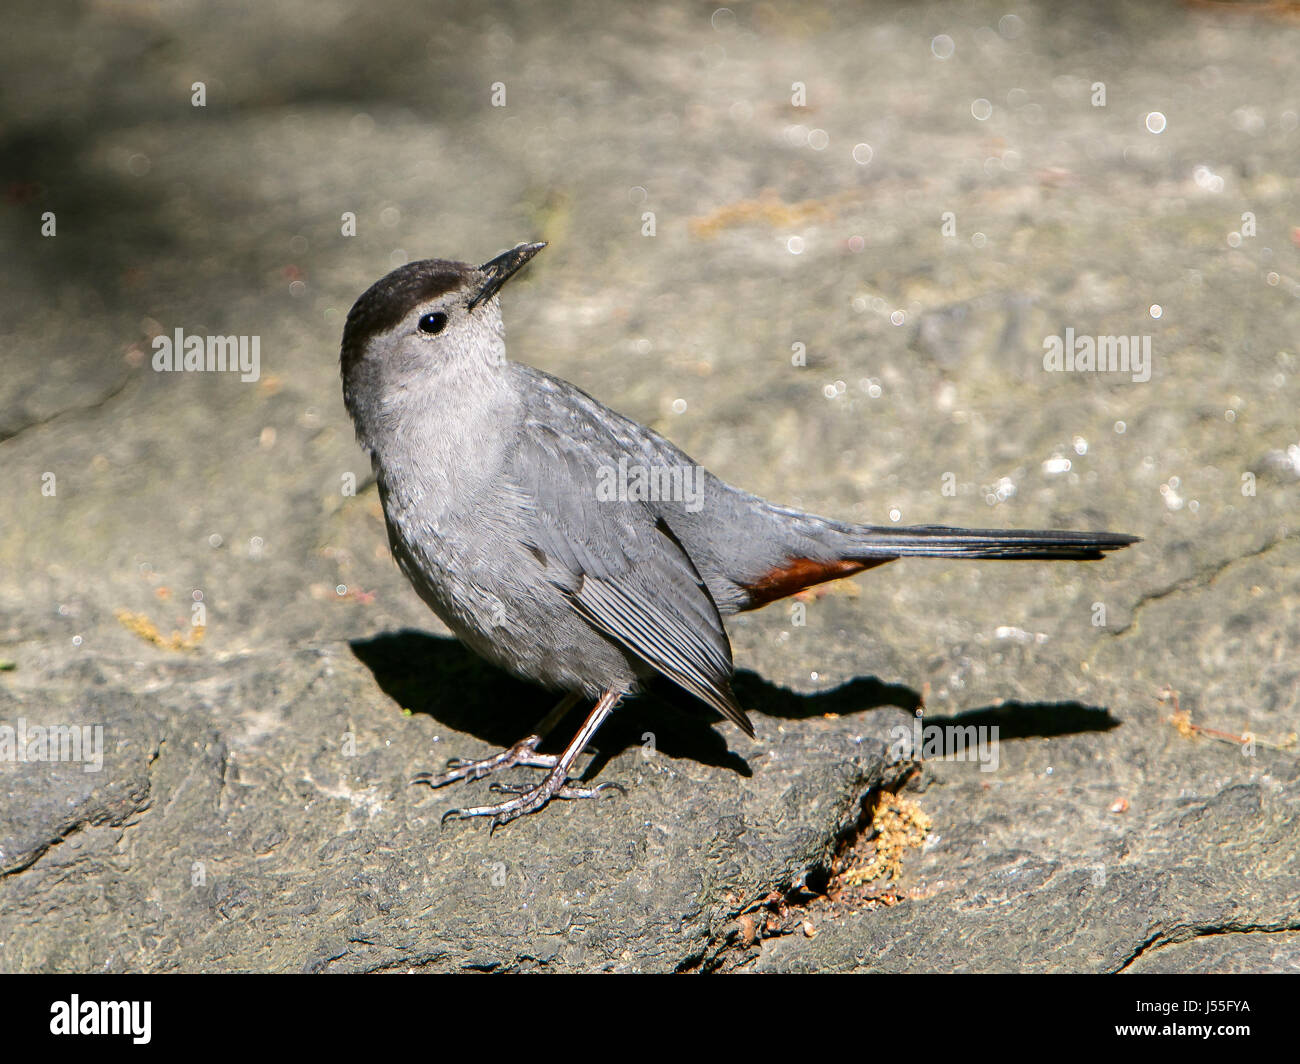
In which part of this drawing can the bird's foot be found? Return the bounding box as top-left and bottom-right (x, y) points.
(440, 771), (625, 830)
(410, 735), (558, 789)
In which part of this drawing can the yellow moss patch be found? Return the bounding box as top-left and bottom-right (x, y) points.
(838, 791), (932, 887)
(688, 189), (839, 238)
(1161, 685), (1295, 751)
(114, 609), (204, 651)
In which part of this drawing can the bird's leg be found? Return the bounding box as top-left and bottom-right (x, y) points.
(411, 692), (579, 789)
(442, 689), (625, 829)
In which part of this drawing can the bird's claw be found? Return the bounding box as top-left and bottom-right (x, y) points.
(410, 734), (557, 789)
(440, 776), (624, 831)
(488, 780), (626, 799)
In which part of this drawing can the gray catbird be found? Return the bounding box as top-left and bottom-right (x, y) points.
(341, 241), (1137, 827)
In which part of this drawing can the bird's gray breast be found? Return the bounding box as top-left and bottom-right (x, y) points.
(375, 394), (639, 698)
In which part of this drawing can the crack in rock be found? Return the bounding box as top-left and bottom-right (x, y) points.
(1110, 531), (1297, 637)
(0, 738), (161, 880)
(1118, 921), (1300, 973)
(0, 374), (134, 445)
(684, 763), (919, 973)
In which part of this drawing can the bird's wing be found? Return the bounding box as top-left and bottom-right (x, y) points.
(504, 414), (752, 736)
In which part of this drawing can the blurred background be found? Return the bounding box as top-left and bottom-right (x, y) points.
(4, 0), (1296, 688)
(1, 1), (1298, 972)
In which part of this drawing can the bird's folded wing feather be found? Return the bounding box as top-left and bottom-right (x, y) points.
(506, 419), (753, 736)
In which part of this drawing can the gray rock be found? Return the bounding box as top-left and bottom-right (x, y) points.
(2, 0), (1297, 972)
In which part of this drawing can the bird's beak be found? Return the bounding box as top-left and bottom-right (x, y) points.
(468, 241), (547, 309)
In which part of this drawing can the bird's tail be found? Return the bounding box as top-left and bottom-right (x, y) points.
(731, 503), (1139, 609)
(846, 524), (1140, 562)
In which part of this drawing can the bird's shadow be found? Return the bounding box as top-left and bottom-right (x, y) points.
(349, 630), (1119, 780)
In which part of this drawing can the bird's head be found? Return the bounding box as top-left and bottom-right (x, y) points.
(340, 241), (545, 445)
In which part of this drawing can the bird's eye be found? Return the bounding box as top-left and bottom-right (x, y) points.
(418, 312), (448, 335)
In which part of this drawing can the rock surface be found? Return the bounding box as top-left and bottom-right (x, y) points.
(1, 0), (1297, 972)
